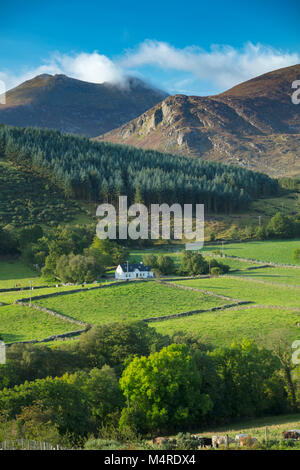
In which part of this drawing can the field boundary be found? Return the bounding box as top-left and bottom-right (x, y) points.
(143, 300), (251, 323)
(5, 328), (86, 347)
(224, 274), (300, 290)
(159, 280), (242, 302)
(15, 300), (90, 327)
(13, 279), (161, 303)
(0, 285), (51, 293)
(205, 253), (300, 269)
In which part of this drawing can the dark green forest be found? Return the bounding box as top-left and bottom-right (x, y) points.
(0, 125), (278, 213)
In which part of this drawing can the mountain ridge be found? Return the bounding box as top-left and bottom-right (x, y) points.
(0, 74), (168, 137)
(97, 64), (300, 177)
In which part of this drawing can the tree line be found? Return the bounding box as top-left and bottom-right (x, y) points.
(0, 322), (298, 447)
(0, 125), (279, 213)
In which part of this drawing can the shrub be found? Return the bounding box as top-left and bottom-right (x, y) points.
(84, 438), (123, 450)
(56, 254), (104, 283)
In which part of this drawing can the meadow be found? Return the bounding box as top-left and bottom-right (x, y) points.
(203, 239), (300, 265)
(152, 306), (300, 347)
(0, 304), (77, 343)
(0, 283), (107, 305)
(0, 238), (299, 346)
(174, 277), (300, 308)
(195, 412), (300, 446)
(130, 247), (261, 270)
(231, 266), (300, 286)
(0, 260), (40, 289)
(32, 282), (228, 324)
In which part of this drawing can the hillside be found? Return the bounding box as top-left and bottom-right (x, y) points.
(0, 158), (93, 226)
(1, 125), (297, 233)
(0, 74), (167, 137)
(0, 125), (278, 215)
(98, 65), (300, 177)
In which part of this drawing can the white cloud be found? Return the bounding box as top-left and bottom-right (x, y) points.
(1, 52), (126, 91)
(121, 40), (300, 90)
(1, 41), (299, 94)
(55, 52), (125, 84)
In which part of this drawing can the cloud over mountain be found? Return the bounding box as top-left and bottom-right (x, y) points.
(1, 41), (299, 94)
(121, 40), (300, 90)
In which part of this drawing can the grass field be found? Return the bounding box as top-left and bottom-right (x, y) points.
(152, 306), (300, 347)
(203, 239), (300, 265)
(195, 412), (300, 445)
(130, 248), (260, 271)
(174, 277), (300, 308)
(1, 239), (299, 345)
(0, 283), (108, 305)
(32, 282), (228, 324)
(129, 247), (183, 266)
(232, 266), (300, 286)
(0, 304), (77, 343)
(0, 260), (41, 289)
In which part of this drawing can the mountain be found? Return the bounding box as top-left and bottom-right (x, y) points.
(97, 65), (300, 177)
(0, 74), (168, 137)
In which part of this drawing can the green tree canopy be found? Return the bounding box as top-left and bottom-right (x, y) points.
(119, 344), (212, 434)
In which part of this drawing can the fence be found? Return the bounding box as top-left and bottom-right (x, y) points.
(0, 439), (63, 450)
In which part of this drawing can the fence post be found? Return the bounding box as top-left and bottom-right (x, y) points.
(265, 427), (268, 445)
(225, 434), (229, 448)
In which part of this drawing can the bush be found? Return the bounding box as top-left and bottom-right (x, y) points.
(56, 254), (104, 283)
(210, 267), (221, 277)
(174, 432), (200, 450)
(84, 438), (123, 450)
(156, 255), (175, 275)
(142, 254), (158, 269)
(293, 248), (300, 263)
(209, 259), (230, 274)
(180, 251), (208, 276)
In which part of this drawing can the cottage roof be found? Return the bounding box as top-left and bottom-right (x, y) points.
(119, 262), (152, 273)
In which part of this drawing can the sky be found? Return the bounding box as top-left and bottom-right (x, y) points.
(0, 0), (300, 95)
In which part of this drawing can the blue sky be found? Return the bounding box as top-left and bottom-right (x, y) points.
(1, 0), (300, 95)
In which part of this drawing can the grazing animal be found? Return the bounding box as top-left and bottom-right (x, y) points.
(283, 430), (300, 440)
(198, 437), (213, 448)
(212, 435), (234, 447)
(239, 437), (257, 447)
(153, 437), (169, 446)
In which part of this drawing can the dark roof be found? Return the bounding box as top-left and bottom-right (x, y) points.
(119, 262), (152, 273)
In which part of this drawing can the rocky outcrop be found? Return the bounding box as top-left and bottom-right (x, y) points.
(99, 64), (300, 177)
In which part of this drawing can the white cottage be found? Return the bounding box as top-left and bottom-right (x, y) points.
(115, 262), (154, 280)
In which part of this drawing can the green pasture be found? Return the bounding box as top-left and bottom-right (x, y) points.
(232, 266), (300, 286)
(174, 277), (300, 307)
(0, 304), (77, 343)
(33, 281), (228, 325)
(203, 239), (300, 265)
(152, 306), (300, 347)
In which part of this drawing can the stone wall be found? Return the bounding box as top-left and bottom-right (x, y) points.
(15, 301), (90, 327)
(6, 329), (86, 347)
(144, 300), (250, 323)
